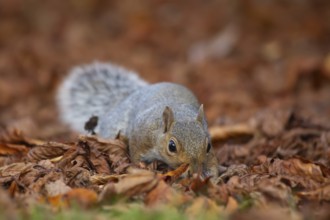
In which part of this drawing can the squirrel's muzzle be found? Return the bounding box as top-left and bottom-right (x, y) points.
(186, 160), (204, 178)
(185, 157), (217, 179)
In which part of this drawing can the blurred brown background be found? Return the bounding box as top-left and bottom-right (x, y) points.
(0, 0), (329, 139)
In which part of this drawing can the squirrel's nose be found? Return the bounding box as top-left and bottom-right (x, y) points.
(188, 160), (202, 177)
(186, 159), (213, 179)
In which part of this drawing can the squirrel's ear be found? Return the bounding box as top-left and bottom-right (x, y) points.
(196, 104), (205, 124)
(162, 106), (174, 133)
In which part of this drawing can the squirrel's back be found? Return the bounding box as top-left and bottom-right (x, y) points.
(57, 62), (148, 132)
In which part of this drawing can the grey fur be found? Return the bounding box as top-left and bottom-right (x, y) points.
(57, 62), (147, 133)
(57, 62), (218, 178)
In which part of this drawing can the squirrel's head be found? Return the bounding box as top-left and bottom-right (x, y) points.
(157, 105), (217, 178)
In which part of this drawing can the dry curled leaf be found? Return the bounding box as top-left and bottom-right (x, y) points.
(27, 142), (73, 161)
(161, 163), (189, 181)
(0, 188), (17, 219)
(45, 178), (71, 197)
(113, 168), (159, 197)
(185, 196), (224, 219)
(0, 162), (33, 177)
(0, 129), (46, 146)
(0, 143), (29, 156)
(46, 188), (98, 208)
(225, 196), (239, 214)
(145, 180), (191, 207)
(189, 174), (212, 194)
(209, 124), (255, 143)
(78, 135), (128, 160)
(297, 184), (330, 201)
(255, 157), (330, 188)
(90, 174), (120, 185)
(98, 168), (159, 202)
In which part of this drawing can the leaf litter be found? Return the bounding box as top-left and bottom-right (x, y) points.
(1, 108), (330, 219)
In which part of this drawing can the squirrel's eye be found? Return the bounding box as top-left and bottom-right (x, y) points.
(168, 140), (177, 153)
(206, 142), (211, 153)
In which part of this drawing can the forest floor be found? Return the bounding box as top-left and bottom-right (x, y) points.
(0, 1), (330, 219)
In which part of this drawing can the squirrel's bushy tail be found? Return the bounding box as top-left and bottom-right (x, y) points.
(57, 62), (148, 132)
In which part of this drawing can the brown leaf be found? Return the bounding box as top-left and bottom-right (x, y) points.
(189, 174), (212, 194)
(78, 135), (128, 160)
(64, 167), (91, 188)
(231, 205), (302, 220)
(255, 108), (292, 137)
(207, 183), (230, 204)
(114, 168), (158, 196)
(99, 168), (159, 201)
(27, 142), (73, 161)
(8, 180), (19, 197)
(161, 163), (189, 181)
(57, 136), (130, 175)
(298, 184), (330, 201)
(185, 196), (224, 219)
(0, 162), (33, 177)
(209, 124), (255, 143)
(218, 164), (249, 182)
(253, 177), (294, 205)
(64, 188), (98, 207)
(47, 188), (98, 208)
(0, 188), (17, 219)
(145, 180), (191, 207)
(0, 129), (46, 146)
(90, 174), (120, 185)
(19, 166), (63, 194)
(266, 158), (330, 187)
(57, 138), (112, 176)
(225, 196), (239, 214)
(45, 178), (71, 197)
(0, 143), (29, 156)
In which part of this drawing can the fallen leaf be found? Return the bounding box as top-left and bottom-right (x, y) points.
(225, 196), (238, 214)
(99, 168), (159, 202)
(185, 196), (224, 219)
(161, 163), (189, 181)
(113, 168), (158, 196)
(47, 188), (98, 208)
(45, 178), (71, 197)
(145, 180), (191, 207)
(0, 143), (29, 155)
(209, 124), (255, 143)
(27, 142), (73, 161)
(0, 162), (33, 177)
(298, 184), (330, 201)
(90, 174), (120, 185)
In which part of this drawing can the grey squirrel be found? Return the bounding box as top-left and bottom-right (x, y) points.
(57, 62), (218, 178)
